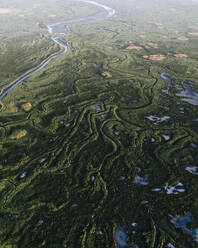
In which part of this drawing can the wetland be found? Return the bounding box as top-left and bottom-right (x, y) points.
(0, 0), (198, 247)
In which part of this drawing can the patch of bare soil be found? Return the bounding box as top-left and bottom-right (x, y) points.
(174, 54), (188, 58)
(143, 54), (166, 61)
(126, 45), (142, 51)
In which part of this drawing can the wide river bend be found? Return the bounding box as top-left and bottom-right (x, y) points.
(0, 0), (115, 100)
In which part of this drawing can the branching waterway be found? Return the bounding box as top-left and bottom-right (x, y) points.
(1, 1), (198, 247)
(0, 0), (115, 100)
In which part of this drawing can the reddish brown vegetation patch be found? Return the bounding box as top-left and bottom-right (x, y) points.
(0, 8), (15, 14)
(188, 32), (198, 36)
(143, 54), (166, 61)
(174, 54), (188, 58)
(126, 45), (142, 51)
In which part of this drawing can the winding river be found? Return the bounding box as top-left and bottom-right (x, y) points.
(0, 0), (115, 100)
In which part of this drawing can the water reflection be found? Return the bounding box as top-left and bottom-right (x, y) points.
(186, 166), (198, 175)
(160, 73), (174, 87)
(165, 182), (185, 195)
(114, 226), (129, 248)
(176, 82), (198, 106)
(171, 213), (198, 243)
(146, 115), (170, 125)
(0, 0), (116, 100)
(79, 0), (115, 18)
(167, 243), (176, 248)
(20, 172), (27, 179)
(171, 212), (192, 228)
(134, 175), (149, 185)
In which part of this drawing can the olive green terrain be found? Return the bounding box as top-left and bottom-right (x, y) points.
(0, 0), (198, 247)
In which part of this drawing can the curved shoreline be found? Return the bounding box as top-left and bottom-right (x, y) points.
(0, 0), (115, 101)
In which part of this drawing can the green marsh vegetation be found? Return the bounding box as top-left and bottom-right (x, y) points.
(0, 0), (198, 247)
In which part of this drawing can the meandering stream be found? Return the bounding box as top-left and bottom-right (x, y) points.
(0, 0), (115, 100)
